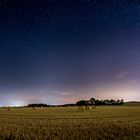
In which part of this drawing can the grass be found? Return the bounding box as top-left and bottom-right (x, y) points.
(0, 106), (140, 140)
(124, 101), (140, 106)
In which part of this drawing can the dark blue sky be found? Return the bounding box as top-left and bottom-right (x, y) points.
(0, 0), (140, 106)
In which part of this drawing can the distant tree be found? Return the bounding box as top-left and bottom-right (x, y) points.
(76, 100), (86, 106)
(117, 100), (120, 104)
(109, 99), (116, 105)
(90, 98), (96, 102)
(28, 103), (48, 107)
(90, 98), (96, 105)
(76, 98), (124, 106)
(85, 101), (92, 105)
(103, 100), (109, 105)
(95, 100), (100, 105)
(120, 99), (124, 105)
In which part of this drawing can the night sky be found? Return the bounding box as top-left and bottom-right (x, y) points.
(1, 0), (140, 106)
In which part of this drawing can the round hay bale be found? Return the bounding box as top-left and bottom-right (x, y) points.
(32, 107), (36, 110)
(92, 105), (96, 109)
(85, 106), (92, 110)
(8, 107), (11, 111)
(78, 106), (85, 112)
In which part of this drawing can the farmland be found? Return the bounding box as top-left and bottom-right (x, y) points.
(0, 106), (140, 140)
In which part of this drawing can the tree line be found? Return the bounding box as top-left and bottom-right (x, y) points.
(27, 98), (124, 107)
(76, 98), (124, 106)
(28, 103), (48, 107)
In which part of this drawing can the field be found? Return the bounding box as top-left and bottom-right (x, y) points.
(0, 106), (140, 140)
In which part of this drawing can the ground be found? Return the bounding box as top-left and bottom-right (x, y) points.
(0, 106), (140, 140)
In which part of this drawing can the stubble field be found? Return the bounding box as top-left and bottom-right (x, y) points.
(0, 106), (140, 140)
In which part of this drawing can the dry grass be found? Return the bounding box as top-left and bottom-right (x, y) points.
(0, 106), (140, 140)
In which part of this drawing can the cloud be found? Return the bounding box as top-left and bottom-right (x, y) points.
(53, 90), (71, 96)
(114, 72), (129, 80)
(127, 80), (138, 84)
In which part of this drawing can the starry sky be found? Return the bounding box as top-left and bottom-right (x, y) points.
(0, 0), (140, 106)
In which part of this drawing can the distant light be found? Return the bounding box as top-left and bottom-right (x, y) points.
(8, 100), (26, 107)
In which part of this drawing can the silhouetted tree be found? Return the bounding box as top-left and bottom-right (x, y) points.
(120, 99), (124, 105)
(76, 98), (124, 106)
(28, 103), (48, 107)
(90, 98), (96, 105)
(76, 100), (86, 106)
